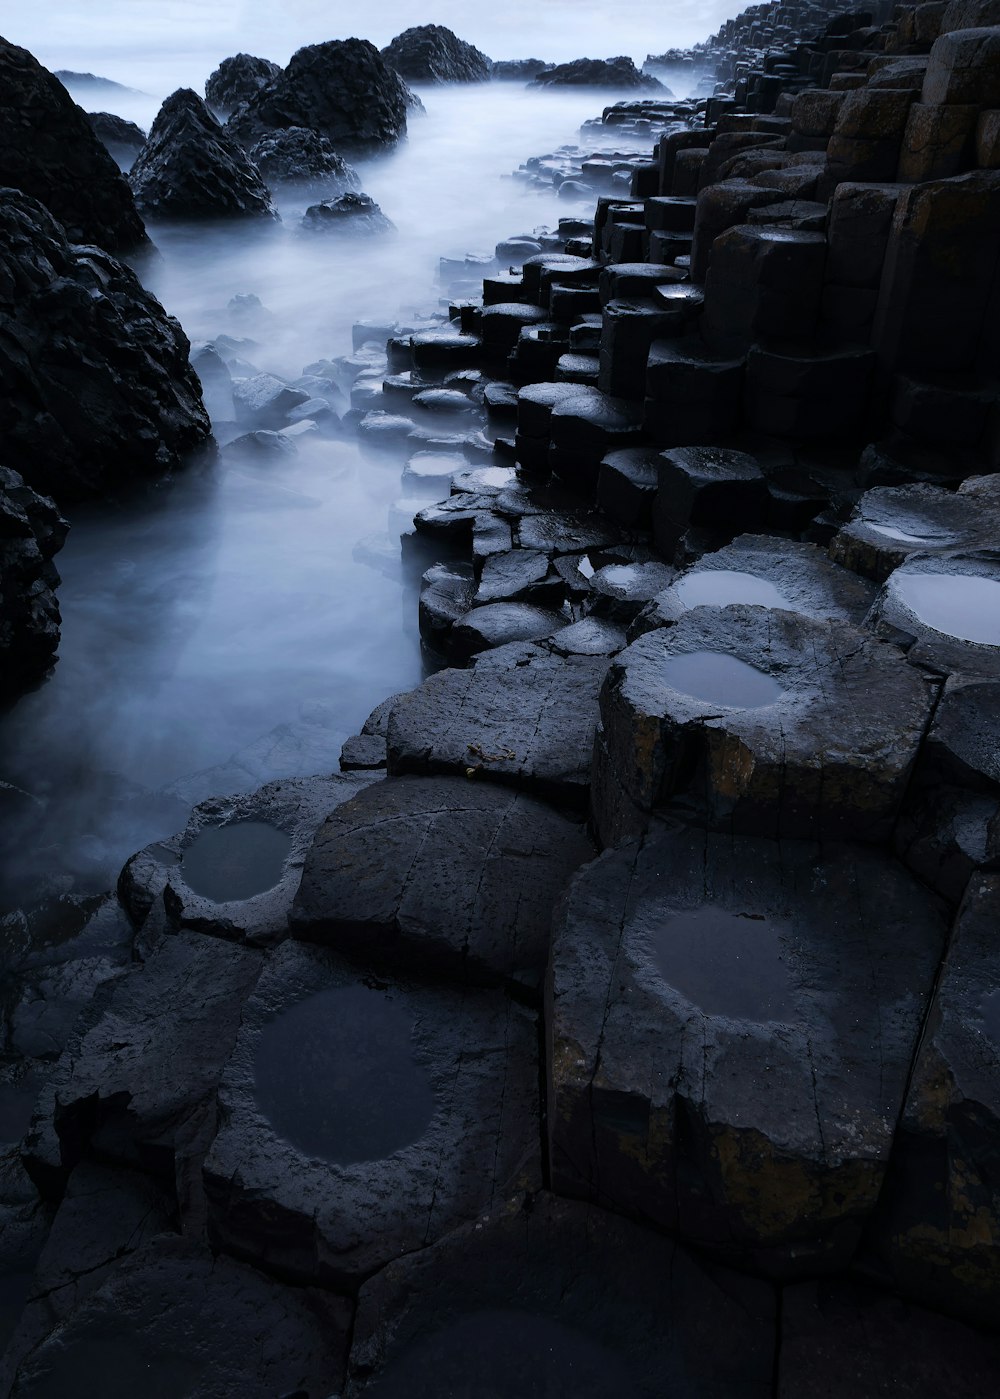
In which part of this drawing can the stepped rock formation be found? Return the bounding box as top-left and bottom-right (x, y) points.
(0, 36), (150, 255)
(204, 51), (280, 116)
(0, 187), (211, 503)
(381, 24), (491, 83)
(227, 38), (409, 155)
(129, 88), (278, 221)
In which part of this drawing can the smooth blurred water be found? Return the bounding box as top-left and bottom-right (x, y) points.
(0, 80), (672, 910)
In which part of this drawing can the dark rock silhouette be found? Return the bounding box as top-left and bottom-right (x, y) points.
(0, 37), (150, 255)
(204, 52), (279, 116)
(491, 58), (552, 80)
(85, 111), (146, 170)
(300, 191), (394, 235)
(248, 126), (360, 190)
(531, 55), (666, 89)
(0, 467), (67, 705)
(227, 38), (409, 155)
(381, 24), (491, 83)
(129, 88), (278, 221)
(0, 187), (212, 502)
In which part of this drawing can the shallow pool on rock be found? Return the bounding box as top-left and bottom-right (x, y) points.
(893, 573), (1000, 646)
(180, 821), (292, 902)
(674, 568), (790, 610)
(253, 984), (436, 1164)
(644, 905), (796, 1023)
(660, 650), (784, 708)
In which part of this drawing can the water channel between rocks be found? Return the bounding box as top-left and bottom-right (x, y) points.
(0, 84), (640, 914)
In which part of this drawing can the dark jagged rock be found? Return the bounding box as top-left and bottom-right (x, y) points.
(0, 37), (150, 255)
(0, 468), (67, 705)
(0, 188), (212, 503)
(381, 25), (490, 84)
(129, 88), (277, 222)
(84, 112), (145, 171)
(530, 57), (666, 90)
(490, 59), (552, 81)
(300, 192), (394, 236)
(204, 52), (280, 117)
(247, 126), (360, 189)
(228, 39), (409, 156)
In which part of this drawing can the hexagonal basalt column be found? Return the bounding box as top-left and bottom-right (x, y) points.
(546, 825), (948, 1277)
(830, 479), (999, 583)
(204, 941), (540, 1288)
(596, 604), (931, 845)
(865, 549), (1000, 679)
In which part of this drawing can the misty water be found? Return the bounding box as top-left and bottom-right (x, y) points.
(0, 76), (684, 912)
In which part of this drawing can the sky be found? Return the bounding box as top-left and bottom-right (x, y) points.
(6, 0), (738, 89)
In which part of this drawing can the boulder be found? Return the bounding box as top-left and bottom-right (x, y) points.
(597, 604), (932, 845)
(84, 112), (145, 171)
(490, 59), (551, 80)
(530, 56), (665, 89)
(247, 126), (360, 189)
(204, 52), (280, 116)
(0, 188), (212, 503)
(228, 38), (409, 156)
(300, 191), (394, 235)
(0, 37), (149, 255)
(203, 940), (540, 1286)
(0, 468), (68, 705)
(547, 824), (947, 1276)
(653, 446), (768, 560)
(129, 88), (277, 221)
(345, 1194), (774, 1398)
(381, 25), (491, 83)
(290, 775), (593, 994)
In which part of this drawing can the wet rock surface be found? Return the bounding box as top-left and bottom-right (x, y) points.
(203, 940), (540, 1285)
(129, 88), (278, 222)
(301, 192), (394, 236)
(865, 549), (1000, 679)
(247, 126), (361, 189)
(346, 1193), (775, 1397)
(547, 823), (947, 1276)
(830, 478), (1000, 582)
(0, 188), (212, 503)
(0, 469), (67, 706)
(381, 26), (490, 84)
(291, 775), (593, 993)
(228, 38), (410, 155)
(204, 52), (280, 117)
(0, 37), (149, 255)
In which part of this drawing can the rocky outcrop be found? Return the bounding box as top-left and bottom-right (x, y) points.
(300, 192), (394, 235)
(204, 52), (279, 116)
(0, 36), (150, 255)
(247, 126), (360, 189)
(0, 187), (212, 502)
(491, 58), (552, 80)
(85, 112), (146, 171)
(530, 56), (666, 89)
(0, 467), (67, 705)
(129, 88), (278, 221)
(227, 38), (409, 156)
(381, 25), (491, 83)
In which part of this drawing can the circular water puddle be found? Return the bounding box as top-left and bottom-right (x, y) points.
(180, 821), (292, 902)
(661, 651), (784, 708)
(892, 572), (1000, 646)
(674, 569), (790, 610)
(254, 984), (436, 1164)
(644, 906), (796, 1023)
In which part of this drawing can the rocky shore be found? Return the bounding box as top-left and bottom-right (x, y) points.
(2, 3), (1000, 1395)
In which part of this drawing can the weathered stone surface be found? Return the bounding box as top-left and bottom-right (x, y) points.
(23, 932), (261, 1198)
(381, 25), (490, 83)
(451, 602), (564, 656)
(898, 100), (978, 182)
(923, 675), (1000, 793)
(386, 647), (609, 805)
(0, 468), (67, 705)
(599, 604), (932, 843)
(346, 1193), (774, 1398)
(204, 52), (279, 117)
(548, 824), (947, 1276)
(826, 181), (903, 287)
(635, 534), (876, 634)
(702, 225), (827, 354)
(586, 562), (677, 623)
(301, 191), (394, 235)
(85, 112), (145, 171)
(228, 39), (409, 155)
(129, 88), (277, 221)
(418, 560), (475, 653)
(0, 189), (212, 503)
(530, 57), (664, 89)
(291, 775), (592, 993)
(922, 26), (1000, 106)
(653, 447), (767, 560)
(644, 338), (745, 446)
(744, 344), (876, 440)
(830, 479), (998, 582)
(474, 548), (552, 604)
(248, 126), (360, 189)
(865, 549), (1000, 679)
(203, 940), (540, 1285)
(6, 1237), (349, 1398)
(119, 772), (375, 945)
(596, 447), (660, 528)
(870, 874), (1000, 1326)
(0, 37), (149, 255)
